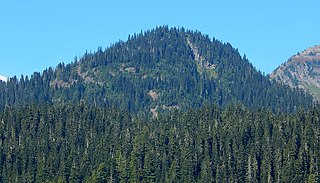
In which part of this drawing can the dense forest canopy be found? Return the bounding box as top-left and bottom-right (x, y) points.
(1, 103), (320, 182)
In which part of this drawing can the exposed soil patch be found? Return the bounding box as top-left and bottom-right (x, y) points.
(150, 106), (158, 119)
(148, 90), (159, 101)
(162, 105), (180, 110)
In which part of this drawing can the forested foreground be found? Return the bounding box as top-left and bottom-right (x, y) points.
(1, 103), (320, 182)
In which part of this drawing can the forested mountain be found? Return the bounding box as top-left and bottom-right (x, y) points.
(0, 26), (314, 115)
(0, 26), (319, 182)
(271, 45), (320, 100)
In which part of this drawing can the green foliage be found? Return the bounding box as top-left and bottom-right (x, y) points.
(91, 163), (108, 183)
(0, 103), (320, 182)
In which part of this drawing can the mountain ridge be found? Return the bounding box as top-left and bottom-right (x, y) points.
(270, 45), (320, 99)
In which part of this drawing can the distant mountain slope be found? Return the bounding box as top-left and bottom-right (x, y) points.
(0, 75), (7, 82)
(270, 45), (320, 100)
(0, 26), (314, 113)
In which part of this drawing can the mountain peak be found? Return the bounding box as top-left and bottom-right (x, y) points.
(270, 45), (320, 100)
(0, 27), (313, 113)
(290, 45), (320, 63)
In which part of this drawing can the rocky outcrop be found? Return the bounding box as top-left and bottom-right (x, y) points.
(270, 45), (320, 100)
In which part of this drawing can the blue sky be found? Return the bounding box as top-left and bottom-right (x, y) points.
(1, 0), (319, 77)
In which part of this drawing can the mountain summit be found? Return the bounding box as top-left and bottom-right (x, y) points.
(270, 45), (320, 99)
(0, 26), (313, 113)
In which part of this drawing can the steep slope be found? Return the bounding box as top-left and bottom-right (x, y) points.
(270, 45), (320, 99)
(0, 26), (314, 113)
